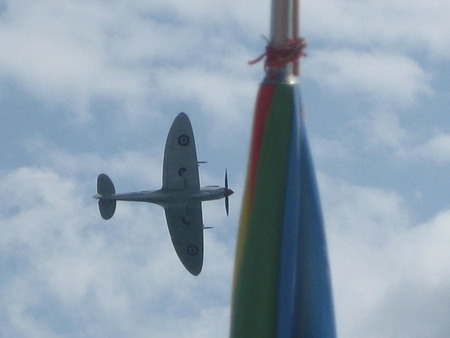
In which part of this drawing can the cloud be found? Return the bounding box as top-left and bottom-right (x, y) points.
(0, 0), (449, 336)
(0, 1), (152, 121)
(304, 0), (450, 60)
(153, 66), (257, 138)
(319, 174), (450, 337)
(306, 48), (432, 107)
(357, 109), (411, 153)
(0, 0), (265, 124)
(413, 132), (450, 165)
(0, 161), (233, 336)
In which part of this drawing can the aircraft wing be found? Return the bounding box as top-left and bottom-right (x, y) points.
(164, 202), (204, 275)
(162, 113), (200, 191)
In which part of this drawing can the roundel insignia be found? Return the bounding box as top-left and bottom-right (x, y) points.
(177, 134), (190, 146)
(187, 245), (199, 255)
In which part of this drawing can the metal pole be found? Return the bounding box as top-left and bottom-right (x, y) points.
(266, 0), (300, 82)
(270, 0), (296, 46)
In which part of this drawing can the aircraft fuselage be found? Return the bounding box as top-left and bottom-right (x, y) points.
(96, 186), (232, 207)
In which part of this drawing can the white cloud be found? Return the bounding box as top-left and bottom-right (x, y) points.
(0, 0), (265, 123)
(358, 109), (411, 153)
(154, 66), (257, 138)
(0, 0), (449, 336)
(0, 1), (152, 121)
(319, 175), (450, 337)
(0, 159), (233, 336)
(304, 0), (450, 59)
(306, 48), (432, 107)
(413, 132), (450, 164)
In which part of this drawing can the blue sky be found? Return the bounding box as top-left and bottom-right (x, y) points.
(1, 0), (450, 337)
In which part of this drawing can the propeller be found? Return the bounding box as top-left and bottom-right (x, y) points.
(224, 169), (234, 216)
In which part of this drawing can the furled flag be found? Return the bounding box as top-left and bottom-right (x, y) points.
(230, 0), (336, 337)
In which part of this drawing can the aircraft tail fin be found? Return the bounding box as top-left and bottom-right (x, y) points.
(97, 174), (116, 220)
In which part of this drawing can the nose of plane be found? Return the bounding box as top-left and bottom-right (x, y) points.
(225, 188), (234, 196)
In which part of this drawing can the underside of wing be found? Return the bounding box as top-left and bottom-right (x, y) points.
(162, 113), (200, 191)
(164, 202), (204, 275)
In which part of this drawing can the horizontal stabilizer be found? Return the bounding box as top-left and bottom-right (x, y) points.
(97, 174), (116, 220)
(99, 199), (116, 220)
(97, 173), (115, 196)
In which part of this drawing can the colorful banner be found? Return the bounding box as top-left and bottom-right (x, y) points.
(230, 82), (336, 337)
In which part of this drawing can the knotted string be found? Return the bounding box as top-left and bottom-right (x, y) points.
(249, 37), (307, 76)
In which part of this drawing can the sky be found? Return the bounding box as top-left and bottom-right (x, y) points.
(0, 0), (450, 337)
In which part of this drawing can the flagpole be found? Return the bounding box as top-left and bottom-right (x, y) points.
(230, 0), (336, 336)
(270, 0), (295, 46)
(265, 0), (305, 83)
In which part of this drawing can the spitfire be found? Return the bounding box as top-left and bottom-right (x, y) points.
(94, 113), (233, 276)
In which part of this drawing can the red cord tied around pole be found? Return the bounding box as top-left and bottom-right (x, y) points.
(249, 37), (307, 76)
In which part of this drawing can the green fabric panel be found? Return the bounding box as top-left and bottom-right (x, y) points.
(231, 84), (294, 338)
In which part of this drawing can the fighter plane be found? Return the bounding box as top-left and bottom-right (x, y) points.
(94, 113), (234, 276)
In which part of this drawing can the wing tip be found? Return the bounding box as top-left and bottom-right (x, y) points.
(176, 112), (189, 122)
(188, 266), (202, 276)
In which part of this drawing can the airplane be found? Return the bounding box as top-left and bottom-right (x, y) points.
(93, 112), (234, 276)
